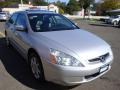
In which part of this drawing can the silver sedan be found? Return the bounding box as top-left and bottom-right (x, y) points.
(5, 10), (113, 86)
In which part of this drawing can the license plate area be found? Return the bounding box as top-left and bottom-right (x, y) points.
(100, 65), (109, 73)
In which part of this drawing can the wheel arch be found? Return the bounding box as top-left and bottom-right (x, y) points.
(28, 48), (39, 59)
(27, 48), (43, 63)
(28, 48), (45, 81)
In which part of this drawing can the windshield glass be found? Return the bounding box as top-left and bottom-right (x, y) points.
(28, 13), (79, 32)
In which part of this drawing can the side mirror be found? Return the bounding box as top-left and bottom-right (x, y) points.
(15, 25), (26, 32)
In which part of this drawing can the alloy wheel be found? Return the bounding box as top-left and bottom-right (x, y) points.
(30, 56), (41, 79)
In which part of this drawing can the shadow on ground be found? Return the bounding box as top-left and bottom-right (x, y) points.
(89, 23), (113, 27)
(89, 23), (120, 29)
(0, 38), (77, 90)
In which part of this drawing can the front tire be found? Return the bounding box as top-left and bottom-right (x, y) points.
(113, 21), (117, 26)
(118, 21), (120, 28)
(28, 52), (45, 82)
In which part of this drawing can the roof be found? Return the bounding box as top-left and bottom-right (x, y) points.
(14, 9), (56, 15)
(26, 9), (55, 14)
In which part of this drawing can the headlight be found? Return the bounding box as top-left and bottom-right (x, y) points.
(50, 48), (84, 67)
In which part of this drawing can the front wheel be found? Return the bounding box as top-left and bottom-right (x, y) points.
(28, 52), (45, 82)
(113, 21), (117, 26)
(118, 21), (120, 28)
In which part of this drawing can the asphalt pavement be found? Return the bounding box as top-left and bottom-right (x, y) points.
(0, 20), (120, 90)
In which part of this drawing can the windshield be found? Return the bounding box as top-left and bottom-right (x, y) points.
(28, 13), (79, 32)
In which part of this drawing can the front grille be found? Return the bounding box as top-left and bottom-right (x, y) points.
(89, 53), (109, 63)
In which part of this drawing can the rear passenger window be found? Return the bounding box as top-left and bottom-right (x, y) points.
(8, 13), (18, 24)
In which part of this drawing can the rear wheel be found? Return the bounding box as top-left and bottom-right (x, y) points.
(28, 52), (45, 82)
(5, 30), (11, 47)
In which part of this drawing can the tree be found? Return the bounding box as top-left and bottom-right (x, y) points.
(59, 8), (64, 14)
(55, 1), (67, 14)
(100, 0), (120, 11)
(66, 0), (80, 15)
(0, 0), (29, 8)
(6, 0), (28, 3)
(79, 0), (95, 18)
(32, 0), (48, 6)
(96, 0), (120, 15)
(0, 1), (17, 8)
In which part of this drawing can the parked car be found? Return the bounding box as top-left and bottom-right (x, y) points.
(106, 15), (120, 26)
(5, 10), (113, 86)
(0, 12), (9, 21)
(100, 16), (109, 22)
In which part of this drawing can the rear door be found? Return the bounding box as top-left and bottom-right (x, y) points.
(5, 13), (18, 45)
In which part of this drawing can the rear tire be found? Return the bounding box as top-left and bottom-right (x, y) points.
(5, 30), (11, 47)
(28, 52), (45, 82)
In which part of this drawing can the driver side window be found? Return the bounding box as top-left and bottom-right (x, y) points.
(8, 13), (18, 24)
(15, 14), (27, 28)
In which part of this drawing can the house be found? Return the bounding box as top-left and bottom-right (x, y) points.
(2, 4), (59, 14)
(73, 9), (96, 16)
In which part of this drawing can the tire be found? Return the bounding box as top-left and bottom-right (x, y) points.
(113, 21), (117, 26)
(28, 52), (45, 82)
(118, 21), (120, 28)
(5, 30), (11, 47)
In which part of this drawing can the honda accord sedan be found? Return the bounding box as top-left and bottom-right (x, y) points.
(5, 10), (113, 86)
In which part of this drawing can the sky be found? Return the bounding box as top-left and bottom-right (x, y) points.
(47, 0), (101, 3)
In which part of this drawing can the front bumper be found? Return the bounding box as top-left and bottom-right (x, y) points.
(42, 58), (113, 86)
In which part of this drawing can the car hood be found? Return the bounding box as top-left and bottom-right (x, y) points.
(36, 29), (110, 60)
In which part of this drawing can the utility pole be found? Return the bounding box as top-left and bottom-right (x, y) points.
(21, 0), (23, 7)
